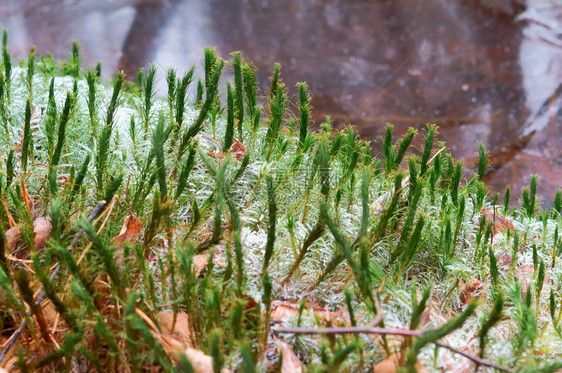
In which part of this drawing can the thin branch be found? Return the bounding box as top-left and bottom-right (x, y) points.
(275, 326), (424, 337)
(434, 340), (512, 372)
(0, 201), (107, 364)
(439, 278), (459, 315)
(275, 326), (512, 373)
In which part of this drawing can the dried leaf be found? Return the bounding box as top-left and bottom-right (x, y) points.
(229, 138), (246, 162)
(459, 280), (484, 306)
(207, 151), (224, 160)
(373, 354), (426, 373)
(183, 348), (214, 373)
(275, 339), (303, 373)
(517, 265), (534, 295)
(480, 209), (514, 237)
(193, 253), (210, 277)
(193, 252), (227, 277)
(496, 252), (512, 267)
(136, 308), (228, 372)
(5, 226), (19, 252)
(373, 354), (399, 373)
(111, 215), (143, 247)
(33, 217), (51, 250)
(111, 215), (142, 267)
(42, 301), (60, 330)
(270, 301), (344, 324)
(516, 265), (550, 297)
(158, 311), (194, 348)
(5, 217), (51, 259)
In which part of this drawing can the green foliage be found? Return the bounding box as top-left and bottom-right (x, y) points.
(224, 81), (235, 152)
(0, 38), (560, 372)
(262, 176), (277, 274)
(477, 141), (488, 181)
(231, 52), (244, 139)
(504, 184), (511, 215)
(21, 98), (33, 172)
(297, 81), (310, 148)
(522, 174), (538, 217)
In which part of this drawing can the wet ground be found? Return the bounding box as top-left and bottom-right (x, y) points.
(1, 0), (561, 205)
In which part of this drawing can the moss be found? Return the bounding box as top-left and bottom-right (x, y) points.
(0, 38), (561, 372)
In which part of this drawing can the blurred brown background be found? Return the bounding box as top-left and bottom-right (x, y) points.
(1, 0), (561, 205)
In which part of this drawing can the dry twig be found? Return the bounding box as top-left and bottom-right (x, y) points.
(275, 326), (512, 372)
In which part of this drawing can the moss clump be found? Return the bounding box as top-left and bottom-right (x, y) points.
(0, 34), (562, 372)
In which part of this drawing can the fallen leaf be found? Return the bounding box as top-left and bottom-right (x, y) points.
(373, 354), (426, 373)
(243, 294), (259, 310)
(517, 265), (534, 295)
(136, 308), (229, 372)
(373, 354), (398, 373)
(480, 209), (514, 237)
(42, 301), (60, 330)
(193, 251), (228, 277)
(5, 226), (19, 252)
(183, 348), (214, 373)
(207, 151), (224, 160)
(229, 138), (247, 162)
(111, 215), (142, 267)
(33, 217), (51, 250)
(496, 252), (513, 266)
(111, 215), (143, 247)
(5, 217), (51, 259)
(158, 311), (194, 348)
(275, 339), (303, 373)
(270, 301), (344, 324)
(516, 265), (550, 297)
(459, 280), (484, 306)
(193, 253), (210, 277)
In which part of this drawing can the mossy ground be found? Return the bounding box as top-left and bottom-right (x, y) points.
(0, 35), (562, 372)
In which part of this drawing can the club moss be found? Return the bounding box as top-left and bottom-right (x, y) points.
(0, 36), (561, 372)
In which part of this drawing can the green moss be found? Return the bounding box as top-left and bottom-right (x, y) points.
(0, 38), (561, 372)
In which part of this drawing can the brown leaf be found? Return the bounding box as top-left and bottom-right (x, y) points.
(517, 265), (534, 295)
(137, 308), (229, 372)
(229, 138), (247, 162)
(275, 339), (303, 373)
(5, 217), (51, 259)
(111, 215), (143, 247)
(270, 301), (344, 324)
(183, 348), (214, 373)
(373, 354), (426, 373)
(5, 226), (19, 252)
(459, 280), (484, 305)
(42, 301), (60, 330)
(496, 252), (513, 267)
(111, 215), (142, 267)
(373, 354), (399, 373)
(207, 151), (225, 160)
(158, 311), (194, 348)
(480, 209), (514, 237)
(193, 252), (228, 277)
(193, 253), (211, 277)
(516, 265), (551, 297)
(33, 217), (51, 250)
(170, 344), (232, 373)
